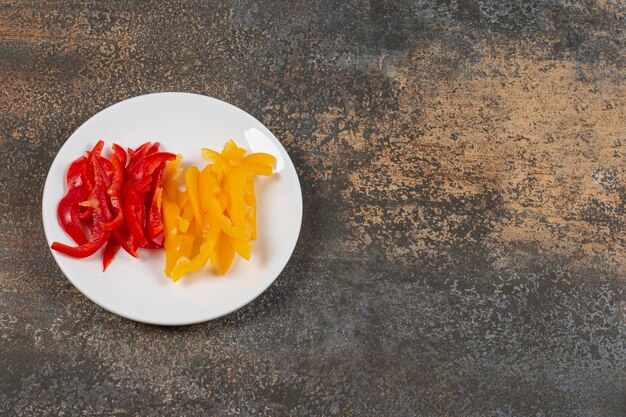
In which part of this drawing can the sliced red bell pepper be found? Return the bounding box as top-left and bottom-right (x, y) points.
(90, 154), (113, 220)
(107, 145), (135, 257)
(54, 140), (172, 268)
(112, 143), (127, 167)
(101, 152), (124, 231)
(143, 237), (164, 249)
(126, 142), (159, 176)
(52, 156), (112, 258)
(78, 208), (92, 221)
(90, 140), (104, 158)
(122, 175), (152, 247)
(128, 152), (176, 180)
(113, 227), (139, 258)
(58, 188), (88, 245)
(126, 142), (153, 170)
(145, 142), (160, 156)
(147, 161), (166, 239)
(51, 219), (109, 258)
(57, 156), (89, 245)
(99, 157), (114, 179)
(66, 156), (87, 187)
(102, 237), (120, 271)
(78, 141), (106, 220)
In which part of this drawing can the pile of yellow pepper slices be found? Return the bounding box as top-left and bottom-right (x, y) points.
(162, 140), (275, 281)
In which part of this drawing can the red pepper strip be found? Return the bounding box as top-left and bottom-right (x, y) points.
(51, 157), (111, 258)
(113, 228), (138, 258)
(78, 170), (92, 223)
(77, 152), (112, 225)
(143, 238), (163, 249)
(102, 237), (120, 271)
(101, 153), (124, 231)
(66, 156), (87, 187)
(135, 142), (159, 159)
(57, 187), (88, 245)
(122, 176), (152, 247)
(110, 146), (136, 257)
(57, 156), (89, 244)
(99, 157), (114, 179)
(146, 142), (160, 154)
(91, 155), (113, 221)
(112, 143), (127, 167)
(51, 218), (109, 258)
(126, 142), (152, 171)
(126, 142), (158, 174)
(128, 152), (176, 180)
(91, 140), (105, 158)
(81, 142), (109, 206)
(146, 161), (166, 239)
(78, 208), (92, 221)
(134, 142), (152, 156)
(78, 149), (96, 221)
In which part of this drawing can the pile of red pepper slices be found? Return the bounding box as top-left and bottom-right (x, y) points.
(51, 141), (176, 270)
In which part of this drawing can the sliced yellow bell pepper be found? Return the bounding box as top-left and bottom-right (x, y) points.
(243, 180), (257, 240)
(178, 202), (193, 233)
(206, 222), (220, 268)
(216, 231), (235, 276)
(162, 199), (181, 277)
(177, 190), (189, 209)
(163, 154), (183, 201)
(184, 166), (204, 235)
(170, 242), (211, 282)
(222, 139), (246, 165)
(242, 153), (275, 169)
(163, 141), (275, 280)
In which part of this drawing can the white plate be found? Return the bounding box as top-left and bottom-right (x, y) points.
(42, 93), (302, 325)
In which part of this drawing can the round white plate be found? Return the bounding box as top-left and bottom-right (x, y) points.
(42, 92), (302, 325)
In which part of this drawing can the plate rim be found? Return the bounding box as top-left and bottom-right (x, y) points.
(41, 92), (303, 326)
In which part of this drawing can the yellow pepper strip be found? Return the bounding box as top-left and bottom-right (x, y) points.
(214, 163), (224, 185)
(242, 156), (274, 237)
(178, 232), (195, 260)
(225, 171), (247, 219)
(242, 153), (275, 169)
(170, 242), (211, 282)
(177, 190), (189, 209)
(206, 222), (220, 268)
(207, 196), (248, 239)
(221, 139), (246, 165)
(243, 180), (257, 240)
(201, 148), (227, 166)
(184, 167), (204, 235)
(201, 148), (228, 175)
(241, 163), (273, 178)
(180, 199), (193, 222)
(216, 231), (235, 276)
(223, 170), (252, 260)
(177, 210), (191, 233)
(230, 236), (251, 260)
(162, 200), (181, 277)
(198, 165), (248, 239)
(178, 219), (190, 234)
(198, 165), (219, 212)
(217, 192), (228, 211)
(163, 154), (183, 201)
(227, 189), (252, 260)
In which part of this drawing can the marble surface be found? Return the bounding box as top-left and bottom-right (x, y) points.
(0, 1), (624, 415)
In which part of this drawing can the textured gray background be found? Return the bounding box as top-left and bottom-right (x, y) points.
(1, 1), (625, 416)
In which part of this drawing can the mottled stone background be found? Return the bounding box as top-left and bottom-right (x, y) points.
(0, 0), (624, 416)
